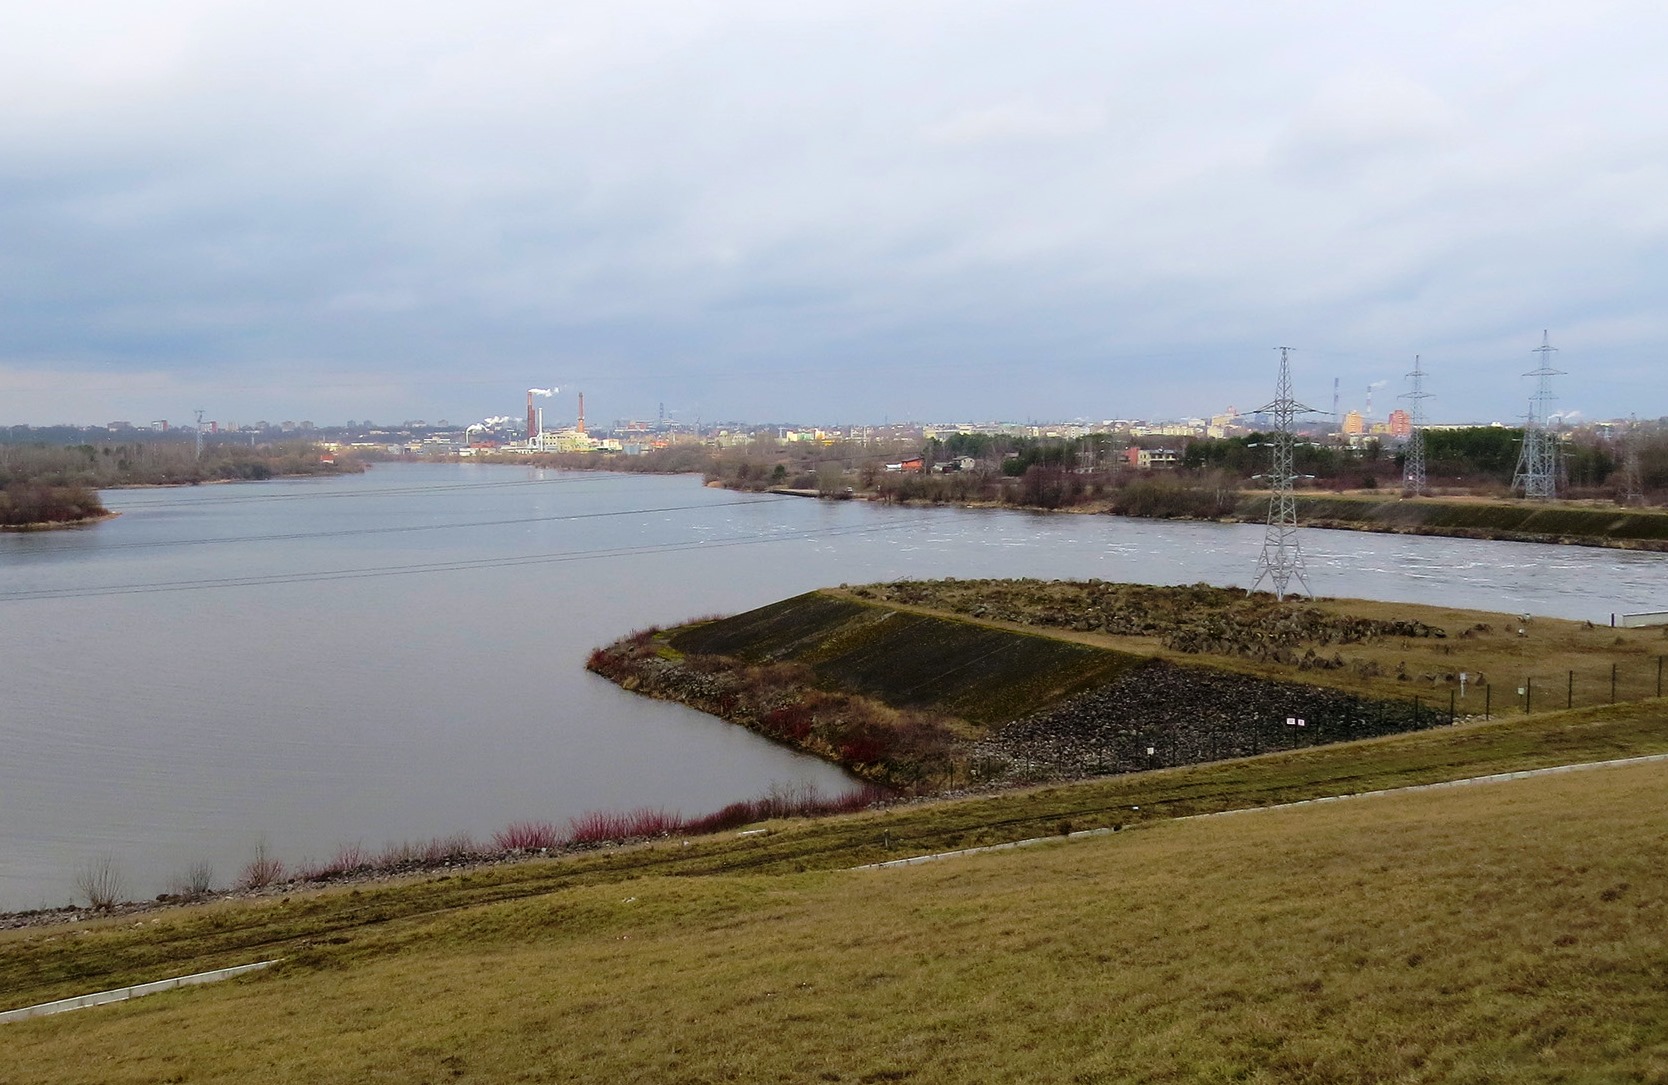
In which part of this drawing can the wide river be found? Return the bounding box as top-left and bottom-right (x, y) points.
(2, 464), (1664, 910)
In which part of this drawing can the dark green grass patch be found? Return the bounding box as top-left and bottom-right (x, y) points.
(669, 591), (1145, 725)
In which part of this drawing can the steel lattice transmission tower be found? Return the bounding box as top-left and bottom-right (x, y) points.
(1250, 346), (1315, 600)
(1512, 331), (1564, 499)
(1400, 354), (1431, 495)
(1619, 415), (1645, 506)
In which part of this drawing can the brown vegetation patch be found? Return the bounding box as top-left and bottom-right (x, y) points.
(846, 578), (1442, 662)
(587, 627), (962, 788)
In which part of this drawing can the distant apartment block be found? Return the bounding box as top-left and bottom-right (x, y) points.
(1124, 447), (1180, 470)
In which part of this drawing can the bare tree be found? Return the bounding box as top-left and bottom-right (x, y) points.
(75, 855), (127, 911)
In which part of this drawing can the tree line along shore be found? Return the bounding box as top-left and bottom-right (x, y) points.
(499, 423), (1668, 550)
(0, 440), (364, 528)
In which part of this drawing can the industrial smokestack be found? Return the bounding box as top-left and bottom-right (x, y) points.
(525, 387), (557, 440)
(577, 392), (586, 435)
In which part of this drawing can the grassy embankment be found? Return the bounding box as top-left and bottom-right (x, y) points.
(1230, 491), (1668, 549)
(590, 582), (1668, 785)
(847, 580), (1668, 709)
(588, 592), (1149, 786)
(3, 704), (1666, 1082)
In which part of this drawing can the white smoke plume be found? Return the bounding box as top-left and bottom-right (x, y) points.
(528, 387), (558, 397)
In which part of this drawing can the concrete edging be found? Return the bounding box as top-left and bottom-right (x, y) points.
(0, 960), (280, 1024)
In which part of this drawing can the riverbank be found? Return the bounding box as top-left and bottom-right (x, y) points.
(0, 441), (366, 528)
(589, 581), (1668, 787)
(6, 704), (1667, 1082)
(0, 510), (121, 532)
(1273, 491), (1668, 550)
(493, 443), (1668, 551)
(846, 486), (1668, 550)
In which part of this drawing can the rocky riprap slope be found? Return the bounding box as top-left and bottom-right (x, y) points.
(587, 629), (964, 788)
(972, 659), (1449, 781)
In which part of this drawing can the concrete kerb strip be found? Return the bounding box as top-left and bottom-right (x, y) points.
(0, 960), (280, 1024)
(849, 752), (1668, 873)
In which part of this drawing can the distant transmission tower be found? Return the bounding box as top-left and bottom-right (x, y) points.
(193, 409), (206, 461)
(1250, 347), (1315, 600)
(1512, 331), (1564, 499)
(1400, 355), (1431, 495)
(1620, 415), (1645, 506)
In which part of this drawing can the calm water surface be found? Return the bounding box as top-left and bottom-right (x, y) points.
(1, 464), (1663, 909)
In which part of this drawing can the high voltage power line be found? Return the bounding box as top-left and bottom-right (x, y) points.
(0, 521), (919, 603)
(101, 472), (608, 510)
(1249, 346), (1314, 601)
(11, 496), (787, 554)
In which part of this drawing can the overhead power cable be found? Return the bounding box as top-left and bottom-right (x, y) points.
(14, 496), (787, 554)
(103, 472), (606, 510)
(0, 521), (918, 603)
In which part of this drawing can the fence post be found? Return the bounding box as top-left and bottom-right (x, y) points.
(1413, 695), (1420, 729)
(1449, 688), (1456, 724)
(1611, 663), (1618, 704)
(1659, 655), (1663, 698)
(1526, 677), (1533, 715)
(1484, 683), (1491, 720)
(1568, 670), (1574, 709)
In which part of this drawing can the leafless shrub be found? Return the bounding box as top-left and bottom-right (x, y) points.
(239, 837), (286, 890)
(170, 860), (216, 899)
(76, 854), (127, 911)
(421, 833), (479, 863)
(492, 821), (564, 851)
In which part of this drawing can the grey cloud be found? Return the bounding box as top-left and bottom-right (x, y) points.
(1, 1), (1665, 424)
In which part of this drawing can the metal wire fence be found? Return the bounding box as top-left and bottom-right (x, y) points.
(1479, 655), (1668, 717)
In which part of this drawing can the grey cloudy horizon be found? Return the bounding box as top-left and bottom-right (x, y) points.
(3, 1), (1664, 429)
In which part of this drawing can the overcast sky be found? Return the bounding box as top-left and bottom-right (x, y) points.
(2, 1), (1664, 428)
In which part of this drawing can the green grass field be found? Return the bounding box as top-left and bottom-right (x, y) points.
(4, 702), (1668, 1082)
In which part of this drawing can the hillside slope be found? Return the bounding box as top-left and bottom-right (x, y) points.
(667, 590), (1146, 725)
(7, 755), (1665, 1083)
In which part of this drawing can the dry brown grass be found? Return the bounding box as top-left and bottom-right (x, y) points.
(834, 583), (1668, 714)
(5, 759), (1665, 1083)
